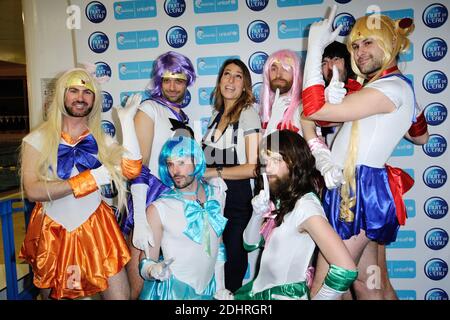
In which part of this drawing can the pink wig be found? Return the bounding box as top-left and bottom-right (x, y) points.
(260, 49), (302, 128)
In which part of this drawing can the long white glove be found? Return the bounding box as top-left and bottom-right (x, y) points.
(214, 260), (234, 300)
(307, 137), (344, 189)
(131, 183), (154, 255)
(140, 257), (174, 281)
(90, 165), (111, 187)
(303, 5), (342, 89)
(116, 93), (142, 160)
(312, 283), (345, 300)
(325, 65), (346, 104)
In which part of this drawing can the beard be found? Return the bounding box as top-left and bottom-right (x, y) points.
(163, 91), (185, 104)
(64, 103), (94, 117)
(357, 56), (383, 77)
(269, 174), (290, 198)
(172, 174), (195, 189)
(270, 78), (293, 95)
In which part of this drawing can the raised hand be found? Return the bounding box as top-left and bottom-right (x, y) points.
(325, 65), (346, 104)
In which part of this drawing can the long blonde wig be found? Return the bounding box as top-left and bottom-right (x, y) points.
(21, 68), (128, 209)
(339, 15), (414, 222)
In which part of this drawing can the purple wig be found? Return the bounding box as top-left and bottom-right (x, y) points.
(260, 49), (302, 128)
(147, 51), (196, 108)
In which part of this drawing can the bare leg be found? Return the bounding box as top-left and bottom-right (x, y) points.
(126, 234), (144, 300)
(352, 241), (384, 299)
(101, 268), (130, 300)
(39, 288), (51, 300)
(378, 245), (398, 300)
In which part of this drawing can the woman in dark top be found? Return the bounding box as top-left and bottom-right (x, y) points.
(202, 59), (261, 292)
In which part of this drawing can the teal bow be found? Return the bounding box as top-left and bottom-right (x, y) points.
(183, 199), (227, 246)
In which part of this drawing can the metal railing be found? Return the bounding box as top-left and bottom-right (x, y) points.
(0, 198), (37, 300)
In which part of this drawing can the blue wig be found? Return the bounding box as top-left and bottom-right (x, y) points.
(159, 136), (206, 188)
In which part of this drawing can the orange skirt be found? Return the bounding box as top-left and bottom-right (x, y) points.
(20, 201), (131, 299)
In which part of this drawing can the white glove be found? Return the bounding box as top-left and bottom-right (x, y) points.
(307, 138), (344, 189)
(116, 93), (142, 160)
(312, 283), (345, 300)
(214, 257), (234, 300)
(214, 289), (234, 300)
(325, 65), (346, 104)
(251, 189), (271, 217)
(142, 258), (174, 281)
(90, 165), (111, 187)
(303, 5), (343, 89)
(131, 183), (154, 255)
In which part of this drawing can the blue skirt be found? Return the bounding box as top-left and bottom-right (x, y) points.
(323, 165), (400, 244)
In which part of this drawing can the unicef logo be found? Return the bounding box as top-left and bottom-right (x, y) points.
(246, 0), (269, 11)
(101, 120), (116, 137)
(423, 3), (448, 28)
(333, 13), (355, 37)
(424, 197), (448, 220)
(181, 90), (191, 107)
(424, 258), (448, 280)
(425, 228), (449, 250)
(164, 0), (186, 18)
(423, 166), (447, 188)
(422, 38), (447, 62)
(166, 26), (188, 48)
(88, 31), (109, 53)
(425, 102), (447, 126)
(85, 1), (107, 23)
(422, 70), (448, 94)
(248, 52), (268, 74)
(101, 91), (113, 113)
(247, 20), (270, 43)
(422, 134), (447, 157)
(425, 288), (449, 300)
(95, 61), (112, 78)
(252, 82), (262, 103)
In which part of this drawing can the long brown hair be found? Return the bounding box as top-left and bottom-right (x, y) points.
(212, 59), (255, 124)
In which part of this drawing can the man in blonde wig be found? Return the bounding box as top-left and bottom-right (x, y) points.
(301, 6), (428, 299)
(20, 68), (142, 299)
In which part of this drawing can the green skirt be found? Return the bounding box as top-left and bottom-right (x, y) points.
(234, 279), (310, 300)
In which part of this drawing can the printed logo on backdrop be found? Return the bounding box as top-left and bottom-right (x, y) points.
(194, 0), (238, 14)
(277, 0), (323, 7)
(120, 91), (147, 107)
(95, 61), (112, 79)
(252, 82), (262, 103)
(246, 0), (268, 11)
(164, 0), (186, 17)
(395, 290), (416, 300)
(101, 91), (113, 112)
(118, 61), (153, 80)
(424, 197), (448, 220)
(423, 166), (447, 188)
(387, 260), (416, 278)
(86, 1), (107, 23)
(333, 13), (355, 36)
(247, 20), (270, 43)
(423, 3), (448, 28)
(404, 199), (416, 218)
(398, 43), (414, 62)
(387, 230), (416, 249)
(101, 120), (115, 137)
(116, 30), (159, 50)
(422, 70), (448, 94)
(200, 117), (211, 136)
(278, 18), (322, 39)
(196, 55), (240, 76)
(425, 228), (449, 250)
(195, 24), (239, 45)
(424, 258), (448, 280)
(181, 90), (191, 107)
(166, 26), (188, 48)
(422, 38), (447, 62)
(114, 1), (157, 20)
(425, 288), (449, 300)
(88, 31), (109, 53)
(199, 87), (214, 106)
(425, 102), (447, 126)
(392, 138), (414, 157)
(422, 134), (447, 157)
(248, 52), (268, 74)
